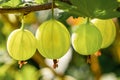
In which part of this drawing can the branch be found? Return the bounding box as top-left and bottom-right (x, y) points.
(0, 0), (71, 14)
(0, 3), (57, 14)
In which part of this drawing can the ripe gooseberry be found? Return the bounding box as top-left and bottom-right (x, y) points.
(91, 19), (116, 48)
(36, 19), (70, 59)
(7, 29), (36, 60)
(72, 18), (102, 55)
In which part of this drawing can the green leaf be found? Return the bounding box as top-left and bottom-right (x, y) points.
(0, 0), (10, 4)
(1, 0), (22, 7)
(57, 0), (120, 19)
(35, 0), (48, 4)
(55, 1), (71, 10)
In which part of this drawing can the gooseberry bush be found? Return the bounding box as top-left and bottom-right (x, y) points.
(0, 0), (120, 80)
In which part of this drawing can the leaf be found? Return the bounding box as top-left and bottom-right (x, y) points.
(55, 1), (71, 10)
(0, 0), (8, 3)
(1, 0), (22, 7)
(35, 0), (48, 4)
(57, 0), (120, 19)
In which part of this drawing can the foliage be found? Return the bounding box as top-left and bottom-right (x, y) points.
(0, 0), (49, 8)
(56, 0), (120, 19)
(35, 0), (48, 4)
(1, 0), (22, 7)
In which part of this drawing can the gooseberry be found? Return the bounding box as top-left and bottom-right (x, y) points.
(36, 19), (70, 59)
(72, 19), (102, 55)
(7, 29), (36, 60)
(91, 19), (116, 48)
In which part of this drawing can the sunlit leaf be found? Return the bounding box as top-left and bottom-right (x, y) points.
(35, 0), (48, 4)
(1, 0), (22, 7)
(0, 0), (10, 4)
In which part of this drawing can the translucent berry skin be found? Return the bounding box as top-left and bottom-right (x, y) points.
(72, 22), (102, 55)
(7, 29), (36, 60)
(36, 19), (70, 59)
(92, 19), (116, 48)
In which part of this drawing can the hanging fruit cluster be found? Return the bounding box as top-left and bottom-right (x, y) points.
(6, 17), (116, 67)
(6, 0), (116, 68)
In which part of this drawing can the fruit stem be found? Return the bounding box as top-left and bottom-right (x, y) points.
(86, 17), (90, 24)
(18, 61), (27, 68)
(51, 0), (55, 19)
(21, 14), (25, 30)
(53, 59), (58, 69)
